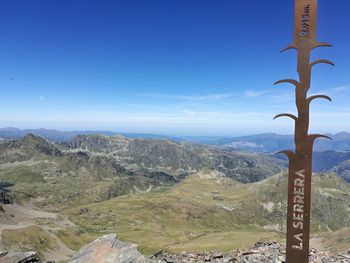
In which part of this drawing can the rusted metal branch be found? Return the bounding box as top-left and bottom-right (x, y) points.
(274, 79), (300, 87)
(311, 42), (332, 50)
(310, 59), (335, 67)
(307, 95), (332, 104)
(281, 44), (298, 53)
(273, 113), (298, 121)
(277, 150), (296, 161)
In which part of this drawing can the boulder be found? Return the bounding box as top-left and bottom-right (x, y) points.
(0, 251), (40, 263)
(70, 234), (150, 263)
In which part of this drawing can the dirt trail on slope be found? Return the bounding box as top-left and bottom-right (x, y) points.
(0, 200), (76, 261)
(44, 230), (75, 261)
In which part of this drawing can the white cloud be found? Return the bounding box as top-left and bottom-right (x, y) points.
(331, 86), (350, 94)
(244, 90), (270, 97)
(138, 93), (234, 102)
(2, 107), (350, 135)
(309, 85), (350, 97)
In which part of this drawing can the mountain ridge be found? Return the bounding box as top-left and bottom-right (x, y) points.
(0, 134), (284, 209)
(3, 128), (350, 153)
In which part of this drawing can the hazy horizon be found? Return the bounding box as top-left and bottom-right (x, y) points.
(2, 126), (350, 138)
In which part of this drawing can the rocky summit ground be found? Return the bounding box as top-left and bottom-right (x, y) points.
(70, 234), (350, 263)
(1, 234), (350, 263)
(152, 243), (350, 263)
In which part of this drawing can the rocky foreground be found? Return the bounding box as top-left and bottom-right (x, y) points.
(152, 244), (350, 263)
(71, 234), (350, 263)
(3, 234), (349, 263)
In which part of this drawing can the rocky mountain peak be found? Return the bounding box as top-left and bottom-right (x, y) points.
(0, 134), (62, 163)
(70, 134), (129, 153)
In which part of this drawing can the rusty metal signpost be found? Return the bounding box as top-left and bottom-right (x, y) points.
(274, 0), (334, 262)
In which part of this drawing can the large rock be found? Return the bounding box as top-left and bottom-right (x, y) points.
(70, 234), (150, 263)
(0, 251), (40, 263)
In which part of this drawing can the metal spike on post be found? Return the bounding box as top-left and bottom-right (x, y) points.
(274, 1), (334, 262)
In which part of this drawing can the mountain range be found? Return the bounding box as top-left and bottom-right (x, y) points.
(0, 127), (175, 143)
(3, 128), (350, 182)
(0, 134), (284, 206)
(0, 132), (349, 261)
(3, 128), (350, 153)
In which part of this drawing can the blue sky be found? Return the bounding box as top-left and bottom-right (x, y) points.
(0, 0), (350, 136)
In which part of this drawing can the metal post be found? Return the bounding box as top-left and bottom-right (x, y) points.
(274, 1), (334, 262)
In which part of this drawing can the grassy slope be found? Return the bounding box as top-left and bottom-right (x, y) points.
(54, 227), (99, 251)
(65, 170), (350, 255)
(1, 162), (349, 256)
(1, 225), (57, 255)
(66, 170), (285, 255)
(0, 160), (146, 209)
(321, 227), (350, 253)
